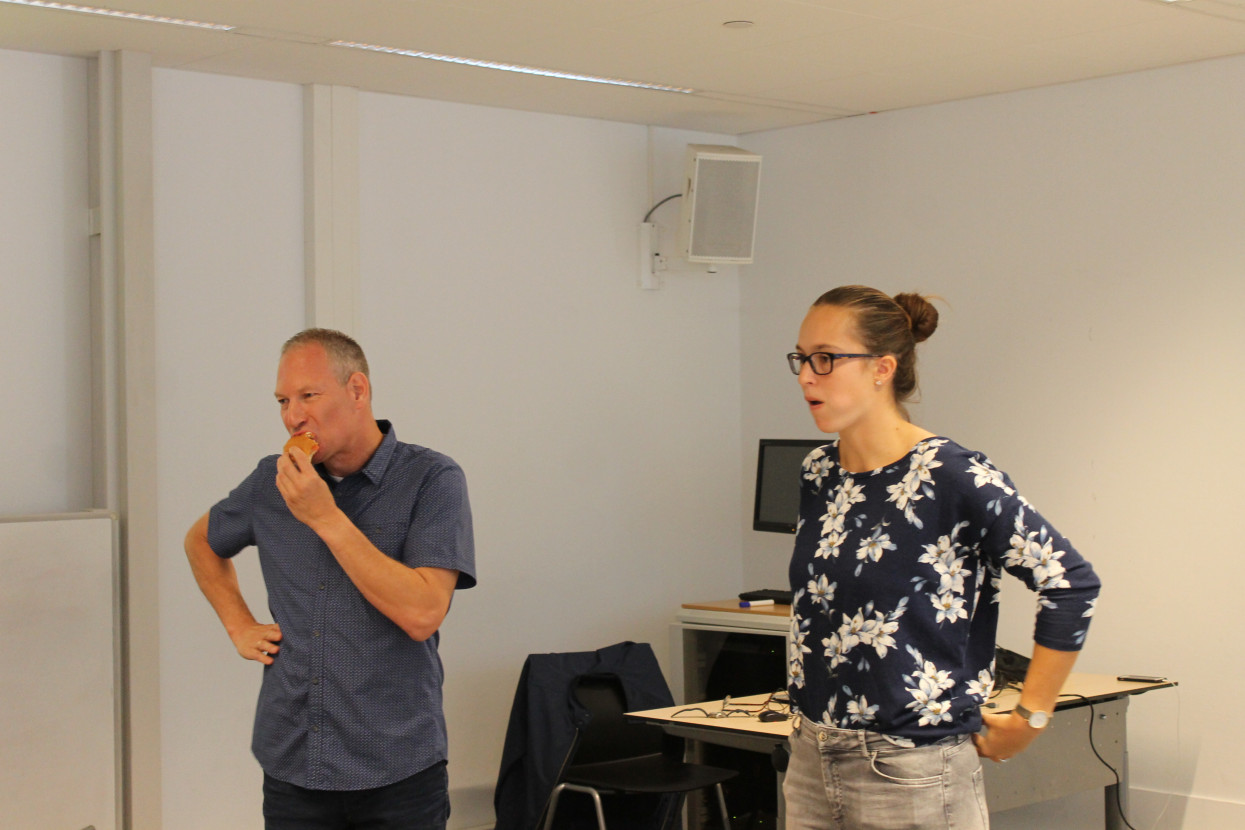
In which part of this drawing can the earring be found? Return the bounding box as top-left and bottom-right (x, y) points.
(875, 380), (882, 387)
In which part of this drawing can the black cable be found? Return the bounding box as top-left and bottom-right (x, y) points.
(671, 690), (791, 720)
(1063, 693), (1139, 830)
(982, 680), (1021, 709)
(642, 193), (681, 222)
(670, 706), (758, 719)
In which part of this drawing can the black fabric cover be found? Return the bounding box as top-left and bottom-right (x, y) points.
(493, 641), (676, 830)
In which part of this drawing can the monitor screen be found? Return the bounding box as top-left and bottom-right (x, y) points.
(752, 438), (827, 533)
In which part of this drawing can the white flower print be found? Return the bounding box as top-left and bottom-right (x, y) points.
(885, 440), (946, 526)
(935, 551), (968, 595)
(908, 443), (944, 484)
(785, 438), (1098, 741)
(788, 658), (806, 690)
(856, 524), (896, 564)
(1007, 510), (1072, 591)
(846, 693), (879, 725)
(822, 633), (849, 671)
(966, 669), (994, 701)
(827, 600), (907, 666)
(821, 697), (838, 726)
(1067, 598), (1099, 646)
(857, 616), (889, 657)
(816, 477), (865, 559)
(886, 473), (922, 519)
(871, 623), (899, 659)
(904, 683), (954, 727)
(802, 447), (832, 488)
(917, 522), (971, 623)
(821, 501), (846, 527)
(919, 523), (970, 593)
(839, 611), (867, 653)
(973, 558), (989, 606)
(967, 455), (1019, 515)
(967, 456), (1014, 496)
(788, 614), (812, 689)
(816, 530), (845, 560)
(918, 533), (955, 564)
(904, 649), (957, 726)
(917, 698), (953, 727)
(837, 479), (866, 509)
(806, 574), (836, 609)
(912, 659), (954, 695)
(931, 592), (968, 624)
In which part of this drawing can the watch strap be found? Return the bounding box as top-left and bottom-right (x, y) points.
(1014, 703), (1051, 728)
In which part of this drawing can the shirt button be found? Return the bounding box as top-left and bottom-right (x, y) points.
(313, 630), (321, 637)
(312, 677), (320, 685)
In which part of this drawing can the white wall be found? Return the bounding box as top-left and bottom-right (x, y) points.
(742, 53), (1245, 828)
(152, 68), (306, 830)
(13, 38), (1245, 830)
(0, 50), (92, 514)
(5, 49), (745, 828)
(144, 70), (742, 829)
(355, 93), (744, 825)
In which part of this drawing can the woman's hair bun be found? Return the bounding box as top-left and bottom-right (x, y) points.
(892, 292), (939, 344)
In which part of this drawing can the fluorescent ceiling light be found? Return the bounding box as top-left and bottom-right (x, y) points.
(329, 40), (696, 93)
(0, 0), (234, 30)
(1, 1), (691, 92)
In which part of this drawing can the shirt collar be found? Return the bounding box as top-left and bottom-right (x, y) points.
(353, 419), (396, 486)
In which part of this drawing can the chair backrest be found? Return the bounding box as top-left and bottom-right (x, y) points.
(569, 674), (669, 765)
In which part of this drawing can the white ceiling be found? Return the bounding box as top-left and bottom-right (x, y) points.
(4, 0), (1245, 134)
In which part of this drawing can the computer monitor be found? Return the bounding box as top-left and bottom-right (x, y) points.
(752, 438), (827, 533)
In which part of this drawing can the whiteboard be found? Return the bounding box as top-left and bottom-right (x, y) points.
(0, 512), (118, 830)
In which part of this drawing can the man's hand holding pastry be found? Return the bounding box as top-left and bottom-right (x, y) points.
(276, 432), (335, 527)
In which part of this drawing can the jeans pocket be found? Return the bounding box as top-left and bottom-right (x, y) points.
(867, 742), (944, 786)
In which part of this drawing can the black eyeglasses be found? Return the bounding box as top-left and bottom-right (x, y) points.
(787, 352), (882, 376)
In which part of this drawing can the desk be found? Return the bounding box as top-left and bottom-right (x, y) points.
(661, 600), (1176, 830)
(669, 599), (789, 705)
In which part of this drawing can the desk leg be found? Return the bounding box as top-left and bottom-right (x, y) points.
(775, 767), (785, 830)
(772, 742), (788, 830)
(1104, 734), (1129, 830)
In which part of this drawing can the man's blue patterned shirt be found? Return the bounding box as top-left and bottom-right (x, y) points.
(208, 421), (476, 790)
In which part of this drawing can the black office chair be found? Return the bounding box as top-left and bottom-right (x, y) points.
(542, 674), (737, 830)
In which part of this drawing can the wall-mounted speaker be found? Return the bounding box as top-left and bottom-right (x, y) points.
(677, 144), (762, 264)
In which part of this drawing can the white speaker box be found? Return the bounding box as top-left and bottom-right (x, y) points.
(677, 144), (762, 264)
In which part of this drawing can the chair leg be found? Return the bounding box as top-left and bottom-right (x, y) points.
(713, 782), (731, 830)
(542, 783), (566, 830)
(543, 782), (609, 830)
(586, 788), (608, 830)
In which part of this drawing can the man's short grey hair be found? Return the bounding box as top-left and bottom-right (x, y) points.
(281, 328), (370, 386)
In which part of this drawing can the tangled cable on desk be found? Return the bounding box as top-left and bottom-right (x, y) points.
(671, 690), (791, 720)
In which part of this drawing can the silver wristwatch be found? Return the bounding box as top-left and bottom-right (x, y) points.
(1014, 703), (1051, 729)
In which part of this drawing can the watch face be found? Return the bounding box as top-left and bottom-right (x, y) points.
(1016, 704), (1051, 729)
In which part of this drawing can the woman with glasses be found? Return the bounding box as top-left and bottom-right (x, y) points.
(782, 285), (1100, 829)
